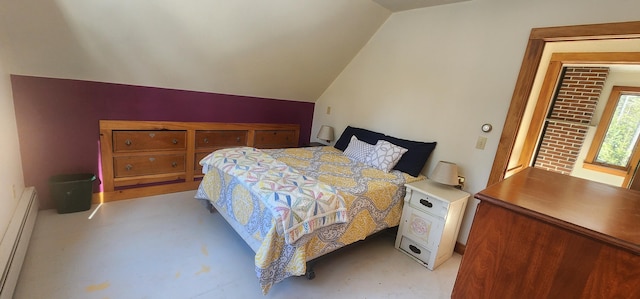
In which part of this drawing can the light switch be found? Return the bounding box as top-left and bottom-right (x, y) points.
(326, 106), (331, 115)
(476, 136), (487, 150)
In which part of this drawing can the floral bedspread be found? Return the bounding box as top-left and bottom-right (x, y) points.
(196, 146), (423, 294)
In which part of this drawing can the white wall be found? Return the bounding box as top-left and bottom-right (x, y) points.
(0, 38), (25, 241)
(311, 0), (640, 244)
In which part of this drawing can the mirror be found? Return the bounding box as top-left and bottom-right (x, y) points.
(488, 21), (640, 186)
(508, 55), (640, 187)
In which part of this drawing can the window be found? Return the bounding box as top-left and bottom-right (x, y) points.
(585, 86), (640, 175)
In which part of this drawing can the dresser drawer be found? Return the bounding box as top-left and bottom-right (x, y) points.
(114, 154), (186, 177)
(113, 131), (186, 152)
(399, 236), (432, 266)
(195, 130), (248, 149)
(401, 207), (444, 249)
(254, 130), (297, 148)
(408, 190), (449, 219)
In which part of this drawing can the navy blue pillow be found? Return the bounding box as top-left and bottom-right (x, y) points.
(334, 125), (436, 177)
(383, 135), (436, 177)
(334, 126), (385, 151)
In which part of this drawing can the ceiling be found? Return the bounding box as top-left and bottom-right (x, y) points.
(372, 0), (472, 12)
(0, 1), (393, 103)
(0, 1), (475, 103)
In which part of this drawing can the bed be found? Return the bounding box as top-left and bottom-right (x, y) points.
(195, 126), (436, 294)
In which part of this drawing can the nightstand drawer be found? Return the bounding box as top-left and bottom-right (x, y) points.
(396, 179), (469, 270)
(399, 236), (432, 266)
(401, 207), (444, 249)
(409, 191), (448, 218)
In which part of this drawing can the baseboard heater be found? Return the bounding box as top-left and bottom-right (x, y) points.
(0, 187), (38, 299)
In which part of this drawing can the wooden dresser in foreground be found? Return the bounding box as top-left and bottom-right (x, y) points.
(452, 167), (640, 299)
(99, 120), (299, 202)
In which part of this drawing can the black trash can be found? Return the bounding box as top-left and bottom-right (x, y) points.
(49, 173), (96, 214)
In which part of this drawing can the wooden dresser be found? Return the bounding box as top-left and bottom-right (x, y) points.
(452, 167), (640, 299)
(99, 120), (299, 202)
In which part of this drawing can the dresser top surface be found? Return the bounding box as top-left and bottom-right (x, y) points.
(476, 167), (640, 253)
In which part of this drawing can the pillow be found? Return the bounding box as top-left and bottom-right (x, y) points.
(343, 136), (375, 163)
(364, 140), (408, 172)
(383, 135), (437, 177)
(334, 126), (386, 151)
(334, 125), (437, 176)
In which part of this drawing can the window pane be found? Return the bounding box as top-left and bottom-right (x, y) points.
(596, 94), (640, 167)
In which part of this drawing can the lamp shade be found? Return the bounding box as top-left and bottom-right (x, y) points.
(430, 161), (459, 185)
(317, 125), (334, 142)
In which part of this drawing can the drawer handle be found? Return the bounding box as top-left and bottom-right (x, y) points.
(172, 162), (178, 168)
(409, 245), (421, 254)
(419, 199), (433, 208)
(236, 137), (241, 142)
(125, 164), (133, 171)
(124, 139), (132, 146)
(203, 137), (209, 144)
(172, 138), (178, 144)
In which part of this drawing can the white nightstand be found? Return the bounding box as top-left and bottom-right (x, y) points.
(394, 179), (469, 270)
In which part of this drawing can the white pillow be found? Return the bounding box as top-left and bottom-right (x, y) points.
(364, 140), (408, 172)
(343, 136), (375, 163)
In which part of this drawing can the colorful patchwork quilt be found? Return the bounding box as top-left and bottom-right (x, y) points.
(199, 147), (348, 245)
(196, 146), (424, 294)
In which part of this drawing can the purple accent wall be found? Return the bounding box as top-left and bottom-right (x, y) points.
(11, 75), (315, 209)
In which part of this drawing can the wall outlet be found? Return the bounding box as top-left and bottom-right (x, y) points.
(476, 136), (487, 150)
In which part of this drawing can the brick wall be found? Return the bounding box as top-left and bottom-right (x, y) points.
(534, 67), (609, 174)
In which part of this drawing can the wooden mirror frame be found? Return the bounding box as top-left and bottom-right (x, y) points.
(487, 21), (640, 186)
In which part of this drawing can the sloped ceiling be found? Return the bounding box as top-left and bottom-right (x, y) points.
(0, 1), (391, 102)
